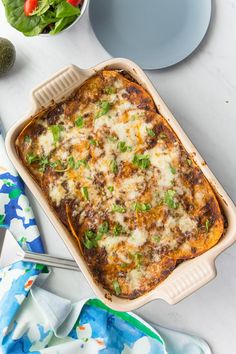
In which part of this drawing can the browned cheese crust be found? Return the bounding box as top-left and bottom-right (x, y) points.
(16, 70), (224, 299)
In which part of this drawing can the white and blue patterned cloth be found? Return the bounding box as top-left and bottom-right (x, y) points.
(0, 129), (211, 354)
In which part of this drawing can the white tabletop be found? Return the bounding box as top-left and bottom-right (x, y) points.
(1, 1), (236, 353)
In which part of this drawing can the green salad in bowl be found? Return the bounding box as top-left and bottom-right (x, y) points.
(2, 0), (86, 36)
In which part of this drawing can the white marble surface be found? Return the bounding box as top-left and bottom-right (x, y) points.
(1, 1), (236, 353)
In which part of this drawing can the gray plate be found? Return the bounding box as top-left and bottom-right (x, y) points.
(89, 0), (212, 69)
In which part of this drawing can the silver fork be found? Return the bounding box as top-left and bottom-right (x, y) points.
(0, 229), (80, 271)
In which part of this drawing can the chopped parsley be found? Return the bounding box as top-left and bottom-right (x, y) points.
(108, 135), (118, 142)
(153, 235), (161, 243)
(96, 101), (111, 118)
(112, 204), (126, 213)
(26, 152), (39, 164)
(117, 141), (132, 153)
(49, 161), (59, 168)
(110, 159), (118, 174)
(113, 280), (121, 296)
(132, 202), (152, 212)
(205, 219), (210, 232)
(132, 154), (150, 169)
(83, 230), (97, 249)
(146, 128), (156, 137)
(24, 135), (31, 143)
(104, 86), (116, 94)
(50, 125), (64, 144)
(98, 221), (109, 236)
(164, 190), (178, 209)
(113, 222), (123, 236)
(75, 115), (84, 128)
(68, 156), (75, 169)
(159, 132), (167, 139)
(187, 159), (192, 166)
(83, 222), (109, 249)
(134, 252), (142, 267)
(131, 114), (138, 121)
(120, 263), (128, 268)
(38, 156), (49, 172)
(169, 164), (176, 174)
(75, 159), (88, 169)
(81, 186), (89, 201)
(107, 185), (114, 192)
(89, 138), (98, 146)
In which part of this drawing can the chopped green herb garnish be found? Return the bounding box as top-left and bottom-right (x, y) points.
(96, 101), (111, 118)
(159, 133), (167, 139)
(113, 222), (123, 236)
(153, 235), (161, 243)
(107, 186), (114, 192)
(131, 114), (138, 121)
(81, 186), (89, 201)
(26, 152), (39, 164)
(132, 202), (152, 212)
(75, 159), (88, 169)
(75, 115), (84, 128)
(164, 189), (178, 209)
(117, 141), (132, 153)
(24, 135), (31, 143)
(89, 138), (98, 146)
(108, 135), (118, 142)
(50, 125), (64, 144)
(84, 230), (97, 249)
(110, 159), (118, 174)
(187, 159), (192, 166)
(49, 161), (59, 168)
(98, 221), (109, 235)
(38, 156), (49, 172)
(112, 204), (126, 213)
(134, 252), (142, 267)
(120, 263), (128, 268)
(113, 280), (121, 296)
(68, 156), (75, 169)
(132, 154), (150, 169)
(146, 128), (156, 137)
(104, 86), (116, 94)
(205, 219), (210, 232)
(170, 164), (176, 174)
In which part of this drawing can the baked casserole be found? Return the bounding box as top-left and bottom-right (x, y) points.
(16, 70), (224, 299)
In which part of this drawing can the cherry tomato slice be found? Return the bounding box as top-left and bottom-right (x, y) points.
(24, 0), (38, 16)
(67, 0), (82, 6)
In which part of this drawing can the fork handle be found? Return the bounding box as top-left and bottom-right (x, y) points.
(19, 251), (80, 272)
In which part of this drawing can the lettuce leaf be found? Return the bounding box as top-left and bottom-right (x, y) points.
(56, 2), (80, 18)
(49, 15), (77, 35)
(2, 0), (80, 36)
(4, 0), (41, 33)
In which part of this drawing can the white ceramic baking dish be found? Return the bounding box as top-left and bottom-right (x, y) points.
(5, 58), (236, 312)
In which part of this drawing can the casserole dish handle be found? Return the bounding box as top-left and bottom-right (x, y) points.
(153, 258), (216, 304)
(31, 65), (83, 110)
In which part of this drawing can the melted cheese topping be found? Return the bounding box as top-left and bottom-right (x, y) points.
(18, 70), (224, 299)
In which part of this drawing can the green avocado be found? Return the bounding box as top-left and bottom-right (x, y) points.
(0, 37), (16, 75)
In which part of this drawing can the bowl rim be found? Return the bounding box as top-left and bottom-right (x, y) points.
(5, 58), (236, 311)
